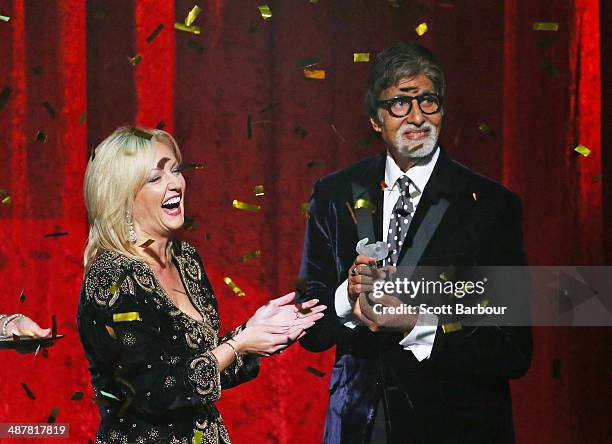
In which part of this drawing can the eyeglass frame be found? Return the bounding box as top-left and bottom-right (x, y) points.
(376, 92), (444, 118)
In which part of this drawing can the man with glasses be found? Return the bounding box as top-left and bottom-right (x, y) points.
(297, 42), (532, 443)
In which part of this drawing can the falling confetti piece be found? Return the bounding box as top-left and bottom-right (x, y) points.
(533, 22), (559, 31)
(344, 202), (358, 224)
(330, 124), (348, 143)
(113, 312), (141, 322)
(478, 299), (490, 309)
(155, 120), (166, 130)
(294, 126), (308, 138)
(304, 69), (325, 80)
(21, 383), (36, 400)
(109, 269), (129, 294)
(540, 60), (560, 78)
(47, 407), (59, 423)
(184, 5), (202, 26)
(552, 358), (561, 378)
(179, 162), (205, 171)
(380, 180), (388, 190)
(51, 314), (57, 338)
(36, 131), (47, 143)
(79, 111), (87, 125)
(253, 185), (265, 196)
(127, 54), (142, 67)
(139, 239), (155, 248)
(415, 22), (428, 36)
(354, 199), (376, 213)
(233, 199), (261, 212)
(42, 101), (56, 118)
(477, 123), (496, 139)
(174, 23), (201, 34)
(472, 192), (478, 201)
(439, 265), (455, 282)
(353, 53), (370, 62)
(43, 231), (69, 237)
(105, 325), (117, 339)
(204, 233), (212, 240)
(306, 366), (326, 377)
(0, 14), (9, 22)
(70, 392), (84, 401)
(131, 128), (152, 140)
(0, 85), (12, 110)
(187, 39), (204, 54)
(32, 66), (44, 75)
(1, 189), (11, 205)
(19, 289), (25, 303)
(260, 102), (280, 113)
(146, 23), (164, 43)
(223, 277), (246, 297)
(574, 144), (591, 157)
(241, 250), (261, 262)
(306, 160), (321, 169)
(247, 114), (252, 139)
(301, 202), (310, 218)
(296, 57), (320, 69)
(442, 322), (462, 333)
(258, 5), (272, 19)
(34, 344), (41, 356)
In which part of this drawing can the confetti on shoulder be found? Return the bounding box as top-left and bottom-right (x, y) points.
(113, 312), (141, 322)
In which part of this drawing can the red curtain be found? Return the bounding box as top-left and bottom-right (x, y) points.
(0, 0), (609, 442)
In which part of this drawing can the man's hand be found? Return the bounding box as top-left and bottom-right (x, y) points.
(352, 285), (418, 333)
(347, 255), (388, 302)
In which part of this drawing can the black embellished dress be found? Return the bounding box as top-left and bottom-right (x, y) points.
(77, 241), (258, 444)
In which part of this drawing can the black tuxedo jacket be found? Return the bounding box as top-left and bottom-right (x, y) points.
(297, 148), (532, 443)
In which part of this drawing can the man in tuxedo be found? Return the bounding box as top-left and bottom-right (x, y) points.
(297, 42), (532, 443)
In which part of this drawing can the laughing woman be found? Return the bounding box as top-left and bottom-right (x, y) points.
(77, 127), (325, 444)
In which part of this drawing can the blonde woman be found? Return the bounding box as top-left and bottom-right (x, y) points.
(77, 126), (325, 444)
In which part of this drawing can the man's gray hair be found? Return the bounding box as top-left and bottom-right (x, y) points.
(365, 42), (445, 123)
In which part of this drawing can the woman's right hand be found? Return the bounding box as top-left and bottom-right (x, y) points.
(232, 322), (315, 357)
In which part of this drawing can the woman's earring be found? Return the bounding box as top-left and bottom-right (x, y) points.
(126, 210), (137, 243)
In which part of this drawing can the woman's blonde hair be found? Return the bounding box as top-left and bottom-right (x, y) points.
(83, 126), (182, 269)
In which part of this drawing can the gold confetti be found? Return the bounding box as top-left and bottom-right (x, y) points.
(258, 5), (272, 19)
(223, 277), (246, 297)
(472, 192), (477, 201)
(109, 270), (129, 294)
(574, 144), (591, 157)
(344, 201), (358, 224)
(253, 185), (264, 197)
(70, 392), (84, 401)
(105, 325), (117, 339)
(533, 22), (559, 31)
(241, 250), (261, 262)
(330, 124), (347, 143)
(478, 299), (490, 308)
(0, 86), (12, 110)
(353, 53), (370, 62)
(112, 312), (141, 322)
(79, 111), (87, 125)
(187, 39), (204, 54)
(354, 198), (376, 213)
(301, 202), (310, 218)
(184, 5), (202, 26)
(179, 162), (205, 171)
(442, 322), (462, 333)
(0, 14), (10, 22)
(36, 131), (47, 143)
(21, 383), (36, 400)
(0, 189), (11, 205)
(193, 430), (204, 444)
(439, 265), (455, 282)
(127, 53), (142, 67)
(296, 57), (320, 69)
(19, 289), (25, 303)
(306, 366), (326, 377)
(233, 199), (261, 212)
(138, 239), (155, 248)
(174, 23), (201, 35)
(304, 69), (325, 80)
(146, 24), (164, 43)
(477, 123), (496, 139)
(131, 128), (152, 140)
(415, 22), (428, 36)
(44, 231), (68, 237)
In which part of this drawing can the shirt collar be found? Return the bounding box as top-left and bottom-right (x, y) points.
(384, 146), (440, 195)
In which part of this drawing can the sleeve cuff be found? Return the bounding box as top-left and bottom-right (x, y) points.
(334, 279), (362, 329)
(399, 313), (438, 362)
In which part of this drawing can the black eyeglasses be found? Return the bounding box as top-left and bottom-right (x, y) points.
(377, 93), (443, 117)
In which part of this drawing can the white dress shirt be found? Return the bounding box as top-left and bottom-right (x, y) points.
(335, 147), (440, 361)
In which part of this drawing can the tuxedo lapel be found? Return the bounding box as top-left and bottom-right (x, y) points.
(350, 153), (386, 243)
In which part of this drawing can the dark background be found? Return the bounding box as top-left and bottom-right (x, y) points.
(0, 0), (610, 442)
